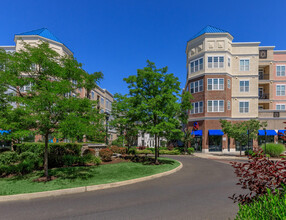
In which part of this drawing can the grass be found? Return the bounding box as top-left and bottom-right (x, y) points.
(0, 157), (179, 196)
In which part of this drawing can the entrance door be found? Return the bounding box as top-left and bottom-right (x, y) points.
(209, 136), (222, 152)
(192, 137), (202, 152)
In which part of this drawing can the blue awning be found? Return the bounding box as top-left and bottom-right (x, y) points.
(0, 130), (10, 135)
(191, 130), (202, 136)
(209, 130), (224, 136)
(278, 130), (286, 136)
(258, 130), (277, 136)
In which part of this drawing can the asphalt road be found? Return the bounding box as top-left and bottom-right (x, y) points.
(0, 156), (243, 220)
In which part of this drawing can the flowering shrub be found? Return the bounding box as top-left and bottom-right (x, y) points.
(118, 147), (127, 154)
(99, 148), (113, 161)
(230, 150), (286, 204)
(110, 146), (120, 153)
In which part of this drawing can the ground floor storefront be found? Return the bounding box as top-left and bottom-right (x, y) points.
(186, 119), (285, 153)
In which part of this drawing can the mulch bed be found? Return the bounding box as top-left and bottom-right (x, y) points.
(101, 158), (128, 165)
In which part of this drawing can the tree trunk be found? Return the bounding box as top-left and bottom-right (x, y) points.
(154, 134), (159, 164)
(44, 134), (50, 180)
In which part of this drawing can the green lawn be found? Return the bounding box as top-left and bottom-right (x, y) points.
(0, 158), (180, 196)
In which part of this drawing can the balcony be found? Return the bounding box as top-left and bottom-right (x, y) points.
(259, 73), (270, 80)
(259, 93), (269, 99)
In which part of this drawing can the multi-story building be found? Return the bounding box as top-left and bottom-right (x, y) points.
(185, 26), (286, 153)
(0, 28), (116, 143)
(137, 132), (166, 148)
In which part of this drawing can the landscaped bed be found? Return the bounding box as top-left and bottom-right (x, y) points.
(0, 157), (180, 196)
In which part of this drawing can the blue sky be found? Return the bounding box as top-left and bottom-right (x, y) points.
(1, 0), (286, 95)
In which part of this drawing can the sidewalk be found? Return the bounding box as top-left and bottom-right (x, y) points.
(193, 152), (249, 161)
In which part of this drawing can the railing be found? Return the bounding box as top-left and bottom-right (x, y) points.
(259, 93), (269, 99)
(259, 74), (270, 80)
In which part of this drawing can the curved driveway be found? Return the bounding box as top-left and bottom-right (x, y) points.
(0, 156), (243, 220)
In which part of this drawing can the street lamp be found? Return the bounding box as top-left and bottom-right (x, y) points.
(105, 112), (110, 145)
(263, 127), (267, 157)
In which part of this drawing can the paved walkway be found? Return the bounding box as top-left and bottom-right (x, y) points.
(0, 156), (243, 220)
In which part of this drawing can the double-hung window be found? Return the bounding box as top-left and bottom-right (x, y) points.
(208, 56), (224, 68)
(190, 82), (194, 93)
(191, 101), (204, 114)
(190, 57), (204, 73)
(240, 81), (249, 92)
(239, 102), (249, 113)
(228, 58), (231, 67)
(276, 104), (286, 110)
(195, 81), (199, 93)
(199, 79), (203, 91)
(207, 78), (224, 90)
(276, 65), (285, 76)
(227, 79), (231, 89)
(207, 100), (224, 112)
(91, 92), (95, 99)
(227, 100), (231, 110)
(277, 85), (286, 96)
(240, 59), (250, 71)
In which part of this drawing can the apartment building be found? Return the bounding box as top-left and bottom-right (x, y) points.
(185, 26), (286, 153)
(0, 28), (116, 143)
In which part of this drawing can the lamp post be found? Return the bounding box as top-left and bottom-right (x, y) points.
(105, 112), (110, 145)
(263, 127), (267, 157)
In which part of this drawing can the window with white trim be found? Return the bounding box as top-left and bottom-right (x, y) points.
(19, 82), (33, 92)
(227, 100), (231, 110)
(240, 59), (250, 71)
(239, 102), (249, 113)
(207, 100), (224, 112)
(190, 79), (203, 94)
(207, 78), (224, 90)
(190, 57), (203, 73)
(91, 92), (95, 99)
(276, 104), (285, 110)
(276, 65), (285, 76)
(207, 56), (224, 68)
(101, 97), (104, 105)
(240, 80), (249, 92)
(227, 79), (231, 89)
(276, 85), (286, 96)
(228, 58), (231, 67)
(191, 101), (203, 114)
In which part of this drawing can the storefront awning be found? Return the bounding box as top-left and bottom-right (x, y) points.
(278, 130), (286, 136)
(0, 130), (10, 135)
(258, 130), (277, 136)
(191, 130), (202, 136)
(209, 130), (224, 136)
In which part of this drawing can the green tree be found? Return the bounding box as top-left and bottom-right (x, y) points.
(110, 94), (138, 148)
(124, 60), (192, 164)
(220, 119), (263, 155)
(1, 42), (103, 179)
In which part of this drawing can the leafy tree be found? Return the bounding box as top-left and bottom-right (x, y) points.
(123, 60), (192, 164)
(1, 42), (103, 179)
(84, 71), (103, 99)
(220, 119), (263, 155)
(110, 94), (138, 148)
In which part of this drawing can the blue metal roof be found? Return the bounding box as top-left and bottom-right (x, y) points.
(208, 130), (224, 136)
(258, 130), (277, 136)
(191, 130), (202, 136)
(189, 25), (229, 41)
(15, 28), (62, 43)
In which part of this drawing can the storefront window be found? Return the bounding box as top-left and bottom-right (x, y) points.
(209, 136), (222, 151)
(258, 136), (274, 146)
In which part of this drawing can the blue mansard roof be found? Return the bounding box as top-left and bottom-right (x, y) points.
(15, 28), (62, 43)
(188, 25), (229, 42)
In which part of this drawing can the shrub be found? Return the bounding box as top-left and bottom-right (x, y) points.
(62, 155), (79, 166)
(118, 147), (127, 154)
(128, 148), (137, 155)
(167, 144), (174, 151)
(187, 147), (195, 155)
(83, 154), (101, 165)
(110, 146), (120, 153)
(111, 136), (124, 147)
(146, 147), (155, 153)
(159, 150), (180, 155)
(19, 152), (38, 162)
(82, 148), (96, 156)
(230, 150), (286, 204)
(17, 160), (36, 175)
(235, 188), (286, 220)
(159, 147), (168, 150)
(137, 149), (152, 155)
(138, 146), (146, 150)
(99, 148), (113, 161)
(261, 143), (285, 157)
(244, 149), (253, 156)
(0, 151), (19, 165)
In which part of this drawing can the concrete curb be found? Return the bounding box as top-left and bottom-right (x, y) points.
(0, 161), (183, 203)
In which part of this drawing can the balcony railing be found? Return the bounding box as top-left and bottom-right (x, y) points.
(259, 74), (270, 80)
(259, 93), (269, 99)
